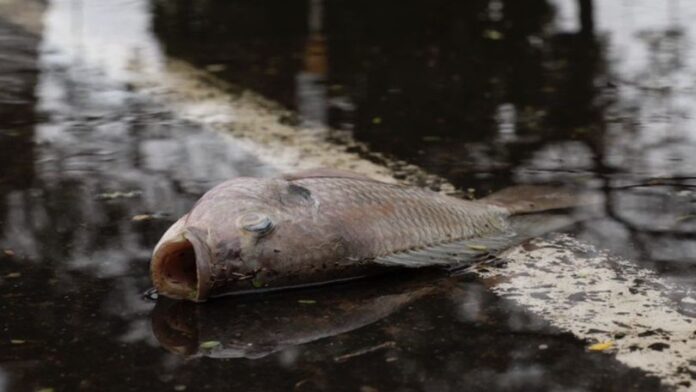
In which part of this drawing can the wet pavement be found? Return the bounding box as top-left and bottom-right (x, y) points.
(0, 0), (695, 391)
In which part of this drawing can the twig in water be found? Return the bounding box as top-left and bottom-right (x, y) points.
(333, 341), (397, 363)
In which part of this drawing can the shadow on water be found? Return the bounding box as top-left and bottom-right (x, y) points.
(0, 0), (693, 390)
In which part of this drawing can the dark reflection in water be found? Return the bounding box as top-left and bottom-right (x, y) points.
(152, 0), (603, 185)
(0, 0), (693, 391)
(151, 272), (443, 360)
(151, 273), (660, 391)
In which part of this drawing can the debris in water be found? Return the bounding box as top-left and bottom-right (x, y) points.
(10, 339), (26, 344)
(675, 214), (696, 223)
(483, 29), (504, 40)
(3, 249), (15, 257)
(132, 212), (169, 222)
(588, 341), (614, 352)
(5, 272), (21, 279)
(297, 299), (317, 304)
(142, 288), (159, 301)
(333, 341), (396, 363)
(251, 278), (264, 288)
(174, 385), (187, 391)
(199, 341), (221, 350)
(95, 190), (142, 200)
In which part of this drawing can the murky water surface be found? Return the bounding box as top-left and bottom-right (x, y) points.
(0, 0), (694, 391)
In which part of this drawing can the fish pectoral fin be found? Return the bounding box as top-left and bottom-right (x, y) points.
(371, 232), (518, 269)
(282, 168), (377, 181)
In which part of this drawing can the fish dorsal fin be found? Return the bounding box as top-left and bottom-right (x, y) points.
(282, 168), (376, 181)
(371, 231), (519, 268)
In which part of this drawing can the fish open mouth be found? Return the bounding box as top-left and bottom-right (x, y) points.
(151, 228), (212, 302)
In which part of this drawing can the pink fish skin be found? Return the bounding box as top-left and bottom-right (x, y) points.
(150, 169), (574, 301)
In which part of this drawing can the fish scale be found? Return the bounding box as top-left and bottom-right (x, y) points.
(291, 177), (510, 259)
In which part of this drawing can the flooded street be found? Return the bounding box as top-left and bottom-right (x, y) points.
(0, 0), (694, 391)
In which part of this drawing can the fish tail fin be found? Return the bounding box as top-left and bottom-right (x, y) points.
(507, 213), (581, 238)
(481, 185), (594, 214)
(373, 186), (596, 272)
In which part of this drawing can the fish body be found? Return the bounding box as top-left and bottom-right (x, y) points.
(151, 169), (572, 301)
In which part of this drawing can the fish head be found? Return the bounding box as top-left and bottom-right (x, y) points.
(150, 177), (316, 301)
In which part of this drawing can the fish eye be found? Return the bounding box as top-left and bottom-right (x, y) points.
(238, 213), (274, 235)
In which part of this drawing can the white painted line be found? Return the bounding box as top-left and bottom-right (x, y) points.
(139, 59), (456, 192)
(487, 235), (696, 390)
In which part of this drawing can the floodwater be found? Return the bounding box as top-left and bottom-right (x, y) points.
(0, 0), (694, 391)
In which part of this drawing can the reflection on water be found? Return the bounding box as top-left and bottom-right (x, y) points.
(0, 0), (693, 390)
(1, 0), (275, 390)
(6, 0), (275, 264)
(549, 0), (696, 280)
(152, 273), (660, 391)
(151, 273), (442, 359)
(296, 0), (328, 127)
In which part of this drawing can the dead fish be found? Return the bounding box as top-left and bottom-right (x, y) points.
(151, 168), (583, 301)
